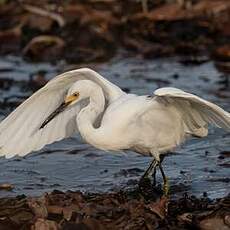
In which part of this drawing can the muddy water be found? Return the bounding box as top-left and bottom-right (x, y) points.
(0, 55), (229, 198)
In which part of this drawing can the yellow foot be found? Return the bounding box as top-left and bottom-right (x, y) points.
(163, 177), (169, 196)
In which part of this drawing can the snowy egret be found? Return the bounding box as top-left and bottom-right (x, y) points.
(0, 68), (229, 194)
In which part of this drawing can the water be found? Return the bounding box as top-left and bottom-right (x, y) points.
(0, 54), (229, 198)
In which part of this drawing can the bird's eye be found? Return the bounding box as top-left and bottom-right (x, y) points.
(73, 92), (79, 97)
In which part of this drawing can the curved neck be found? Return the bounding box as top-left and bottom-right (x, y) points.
(77, 86), (105, 147)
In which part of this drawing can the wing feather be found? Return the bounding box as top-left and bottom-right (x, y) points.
(0, 68), (123, 158)
(154, 87), (230, 137)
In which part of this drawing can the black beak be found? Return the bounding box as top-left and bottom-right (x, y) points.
(39, 101), (71, 129)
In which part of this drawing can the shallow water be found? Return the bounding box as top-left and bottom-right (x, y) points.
(0, 54), (229, 198)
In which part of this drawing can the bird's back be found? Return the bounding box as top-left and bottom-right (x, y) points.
(132, 98), (186, 155)
(97, 94), (186, 155)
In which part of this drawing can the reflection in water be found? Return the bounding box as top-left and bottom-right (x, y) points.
(0, 55), (229, 198)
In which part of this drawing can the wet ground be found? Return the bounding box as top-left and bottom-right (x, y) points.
(1, 189), (229, 230)
(0, 53), (229, 198)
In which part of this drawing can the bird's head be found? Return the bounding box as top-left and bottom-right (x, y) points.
(64, 91), (80, 105)
(39, 80), (97, 129)
(65, 80), (98, 105)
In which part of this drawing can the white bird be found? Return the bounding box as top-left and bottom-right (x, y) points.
(0, 68), (229, 194)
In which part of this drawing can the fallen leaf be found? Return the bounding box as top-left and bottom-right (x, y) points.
(62, 207), (73, 221)
(22, 35), (65, 61)
(22, 4), (65, 27)
(177, 212), (193, 224)
(147, 196), (168, 219)
(32, 218), (58, 230)
(0, 25), (21, 53)
(9, 210), (34, 225)
(0, 183), (14, 190)
(26, 14), (54, 32)
(193, 0), (230, 16)
(214, 45), (230, 61)
(199, 217), (230, 230)
(131, 3), (188, 21)
(28, 197), (48, 219)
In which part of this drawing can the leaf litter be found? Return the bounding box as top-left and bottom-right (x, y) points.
(0, 187), (229, 230)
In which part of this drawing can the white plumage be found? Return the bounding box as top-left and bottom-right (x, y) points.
(0, 68), (229, 178)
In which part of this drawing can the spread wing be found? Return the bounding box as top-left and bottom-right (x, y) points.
(0, 68), (123, 158)
(154, 87), (230, 137)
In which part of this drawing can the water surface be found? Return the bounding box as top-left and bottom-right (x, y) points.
(0, 55), (229, 198)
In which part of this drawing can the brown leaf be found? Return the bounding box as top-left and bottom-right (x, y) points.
(0, 183), (14, 191)
(214, 45), (230, 61)
(147, 196), (168, 219)
(26, 14), (54, 32)
(82, 218), (107, 230)
(214, 61), (230, 74)
(47, 205), (64, 215)
(0, 25), (21, 53)
(224, 215), (230, 227)
(28, 197), (48, 219)
(9, 210), (34, 225)
(193, 0), (230, 16)
(23, 35), (65, 61)
(32, 218), (58, 230)
(199, 217), (230, 230)
(177, 213), (193, 224)
(62, 207), (73, 221)
(132, 3), (188, 21)
(22, 4), (65, 27)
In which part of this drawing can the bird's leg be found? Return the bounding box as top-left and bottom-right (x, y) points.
(141, 159), (158, 179)
(152, 154), (165, 185)
(152, 167), (157, 186)
(138, 159), (158, 191)
(158, 162), (169, 196)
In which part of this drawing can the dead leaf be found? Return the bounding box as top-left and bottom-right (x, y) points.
(0, 183), (14, 191)
(23, 35), (65, 61)
(132, 3), (188, 21)
(0, 25), (21, 53)
(32, 218), (58, 230)
(47, 205), (63, 215)
(62, 207), (73, 221)
(28, 197), (48, 219)
(214, 45), (230, 61)
(193, 0), (230, 16)
(177, 212), (193, 224)
(214, 61), (230, 74)
(22, 4), (65, 27)
(199, 217), (230, 230)
(147, 196), (168, 219)
(26, 14), (54, 32)
(9, 210), (33, 225)
(82, 218), (107, 230)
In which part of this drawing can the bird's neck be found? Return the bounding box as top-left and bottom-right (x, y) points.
(77, 88), (105, 148)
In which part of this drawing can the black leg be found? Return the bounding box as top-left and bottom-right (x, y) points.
(159, 154), (165, 164)
(158, 163), (166, 183)
(152, 167), (156, 186)
(159, 162), (169, 195)
(139, 154), (169, 195)
(138, 159), (159, 198)
(141, 159), (158, 179)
